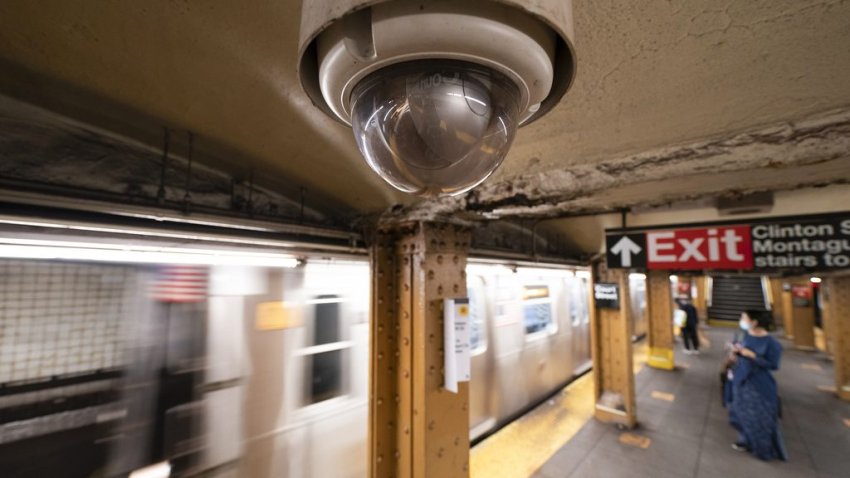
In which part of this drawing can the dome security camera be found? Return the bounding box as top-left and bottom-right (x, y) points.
(298, 0), (576, 197)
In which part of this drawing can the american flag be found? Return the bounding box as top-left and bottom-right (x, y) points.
(150, 265), (208, 303)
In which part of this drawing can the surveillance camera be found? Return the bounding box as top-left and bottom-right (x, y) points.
(298, 0), (576, 197)
(350, 61), (522, 195)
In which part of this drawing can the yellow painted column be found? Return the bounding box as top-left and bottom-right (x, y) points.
(370, 222), (471, 478)
(768, 278), (786, 333)
(646, 271), (675, 370)
(820, 284), (834, 357)
(781, 284), (795, 339)
(826, 276), (850, 401)
(789, 281), (817, 350)
(591, 268), (637, 428)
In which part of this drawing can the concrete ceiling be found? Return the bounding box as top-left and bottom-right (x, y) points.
(0, 0), (849, 223)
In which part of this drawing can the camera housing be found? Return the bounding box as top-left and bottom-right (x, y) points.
(298, 0), (576, 197)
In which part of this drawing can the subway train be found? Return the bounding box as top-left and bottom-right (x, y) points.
(202, 260), (598, 477)
(0, 250), (648, 478)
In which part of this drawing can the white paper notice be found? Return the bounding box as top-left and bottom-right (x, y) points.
(444, 297), (471, 393)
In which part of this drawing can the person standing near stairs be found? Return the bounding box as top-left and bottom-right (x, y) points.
(677, 297), (700, 354)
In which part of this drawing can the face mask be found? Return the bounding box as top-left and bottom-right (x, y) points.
(739, 319), (750, 331)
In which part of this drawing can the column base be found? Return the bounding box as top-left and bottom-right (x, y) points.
(838, 386), (850, 402)
(594, 404), (637, 429)
(647, 347), (675, 370)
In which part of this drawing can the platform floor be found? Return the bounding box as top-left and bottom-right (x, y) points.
(473, 328), (850, 478)
(535, 328), (850, 478)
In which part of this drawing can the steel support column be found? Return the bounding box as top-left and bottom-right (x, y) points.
(768, 278), (787, 335)
(370, 222), (471, 478)
(789, 281), (817, 350)
(820, 282), (834, 357)
(646, 271), (675, 371)
(591, 269), (637, 428)
(825, 276), (850, 401)
(781, 284), (795, 339)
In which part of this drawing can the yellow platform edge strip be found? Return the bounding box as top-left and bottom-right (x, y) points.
(471, 342), (649, 478)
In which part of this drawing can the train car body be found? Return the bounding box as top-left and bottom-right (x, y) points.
(0, 253), (614, 478)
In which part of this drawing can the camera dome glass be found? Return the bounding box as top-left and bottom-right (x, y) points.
(350, 61), (521, 196)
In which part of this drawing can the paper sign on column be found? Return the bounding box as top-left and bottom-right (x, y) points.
(444, 297), (471, 393)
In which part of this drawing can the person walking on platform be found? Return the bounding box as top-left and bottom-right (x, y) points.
(728, 310), (787, 461)
(676, 298), (700, 355)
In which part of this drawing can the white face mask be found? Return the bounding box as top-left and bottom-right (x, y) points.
(739, 319), (751, 331)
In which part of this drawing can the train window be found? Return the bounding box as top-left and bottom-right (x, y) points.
(580, 278), (591, 325)
(309, 349), (342, 403)
(304, 295), (348, 404)
(522, 285), (556, 336)
(570, 278), (590, 326)
(314, 298), (340, 345)
(467, 280), (487, 354)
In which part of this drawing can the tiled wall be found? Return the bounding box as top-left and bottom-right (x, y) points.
(0, 260), (138, 384)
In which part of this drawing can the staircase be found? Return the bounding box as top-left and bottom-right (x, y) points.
(708, 276), (769, 325)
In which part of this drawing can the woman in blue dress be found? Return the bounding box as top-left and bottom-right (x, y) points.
(728, 310), (787, 461)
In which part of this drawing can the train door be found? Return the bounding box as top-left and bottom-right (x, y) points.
(568, 273), (592, 374)
(516, 279), (559, 401)
(629, 273), (648, 340)
(468, 274), (495, 438)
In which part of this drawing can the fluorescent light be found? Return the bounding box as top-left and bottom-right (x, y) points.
(466, 264), (499, 276)
(575, 270), (592, 279)
(0, 218), (298, 248)
(516, 266), (575, 277)
(129, 461), (171, 478)
(810, 277), (822, 284)
(0, 238), (299, 267)
(629, 273), (647, 280)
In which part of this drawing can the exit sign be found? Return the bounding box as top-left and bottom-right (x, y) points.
(605, 212), (850, 272)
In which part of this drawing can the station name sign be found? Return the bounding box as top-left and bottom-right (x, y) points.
(594, 283), (620, 309)
(605, 212), (850, 272)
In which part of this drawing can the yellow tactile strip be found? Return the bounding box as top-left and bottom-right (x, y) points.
(650, 391), (675, 402)
(619, 432), (652, 449)
(470, 342), (648, 478)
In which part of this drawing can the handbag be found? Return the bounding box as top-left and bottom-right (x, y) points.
(673, 309), (687, 327)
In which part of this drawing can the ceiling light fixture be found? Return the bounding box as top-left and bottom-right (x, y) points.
(0, 238), (300, 268)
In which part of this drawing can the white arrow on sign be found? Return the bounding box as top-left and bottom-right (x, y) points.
(611, 236), (643, 267)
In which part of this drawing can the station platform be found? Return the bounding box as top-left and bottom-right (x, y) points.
(472, 328), (850, 478)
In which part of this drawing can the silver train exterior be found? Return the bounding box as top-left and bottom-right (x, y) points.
(0, 256), (648, 478)
(208, 261), (595, 477)
(629, 273), (649, 339)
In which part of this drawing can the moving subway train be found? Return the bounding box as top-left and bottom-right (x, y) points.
(0, 246), (648, 478)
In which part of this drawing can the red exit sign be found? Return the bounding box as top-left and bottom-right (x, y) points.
(646, 226), (753, 270)
(606, 213), (849, 271)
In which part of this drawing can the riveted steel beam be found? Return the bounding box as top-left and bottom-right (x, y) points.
(788, 281), (817, 350)
(825, 276), (850, 402)
(590, 267), (637, 428)
(370, 222), (471, 477)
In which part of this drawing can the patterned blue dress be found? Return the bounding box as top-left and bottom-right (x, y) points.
(728, 334), (787, 461)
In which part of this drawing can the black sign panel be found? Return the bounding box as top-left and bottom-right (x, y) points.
(605, 233), (647, 269)
(594, 283), (620, 309)
(751, 217), (850, 270)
